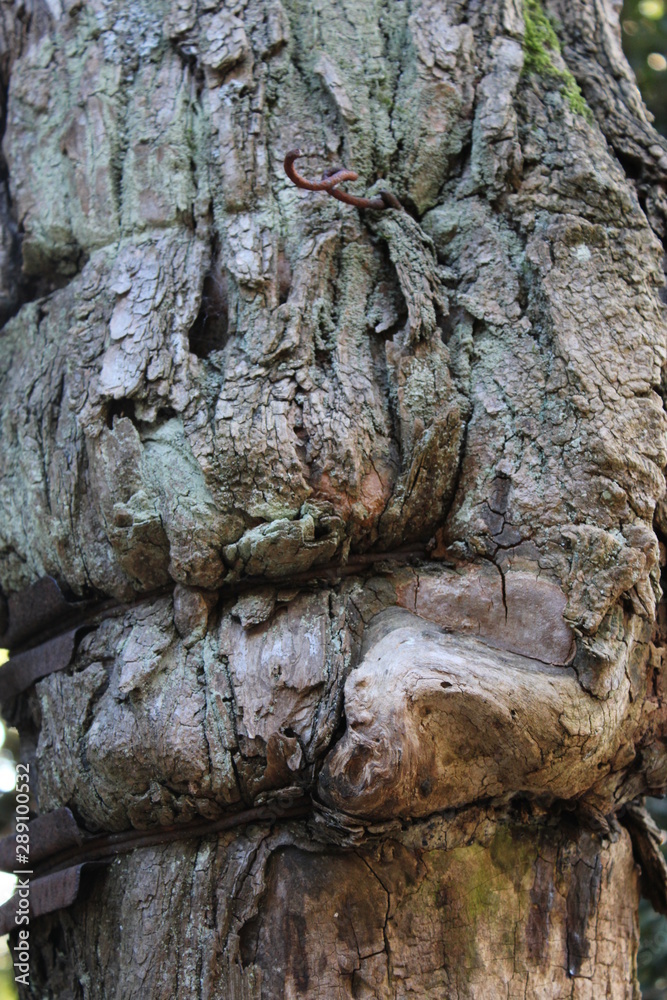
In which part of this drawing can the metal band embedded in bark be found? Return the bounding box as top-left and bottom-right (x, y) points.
(0, 807), (84, 872)
(0, 798), (311, 931)
(0, 864), (106, 937)
(0, 630), (82, 709)
(0, 545), (429, 692)
(0, 576), (91, 651)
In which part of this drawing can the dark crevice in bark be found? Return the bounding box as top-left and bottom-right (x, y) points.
(0, 174), (22, 329)
(564, 836), (601, 978)
(436, 403), (471, 550)
(435, 136), (474, 208)
(105, 398), (137, 430)
(0, 104), (39, 327)
(615, 147), (646, 183)
(170, 37), (206, 96)
(188, 250), (230, 360)
(276, 246), (292, 304)
(437, 308), (454, 346)
(218, 654), (246, 806)
(238, 912), (260, 968)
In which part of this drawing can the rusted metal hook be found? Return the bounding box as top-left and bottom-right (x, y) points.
(284, 149), (401, 211)
(284, 149), (358, 192)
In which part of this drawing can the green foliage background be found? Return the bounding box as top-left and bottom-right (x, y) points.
(622, 0), (667, 135)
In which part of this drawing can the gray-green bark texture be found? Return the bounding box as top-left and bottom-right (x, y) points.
(0, 0), (666, 995)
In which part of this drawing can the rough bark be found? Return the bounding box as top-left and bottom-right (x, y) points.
(0, 0), (666, 996)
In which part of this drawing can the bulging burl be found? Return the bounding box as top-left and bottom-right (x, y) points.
(319, 605), (661, 821)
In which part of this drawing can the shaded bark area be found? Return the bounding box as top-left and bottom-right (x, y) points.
(27, 808), (640, 1000)
(0, 0), (666, 995)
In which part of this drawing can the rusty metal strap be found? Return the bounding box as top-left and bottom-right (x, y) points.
(0, 575), (173, 655)
(0, 807), (84, 872)
(0, 630), (82, 708)
(0, 798), (311, 932)
(31, 798), (311, 877)
(0, 863), (106, 936)
(0, 577), (92, 651)
(2, 549), (429, 651)
(0, 546), (430, 698)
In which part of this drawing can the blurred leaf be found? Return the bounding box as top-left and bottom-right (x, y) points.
(622, 0), (667, 135)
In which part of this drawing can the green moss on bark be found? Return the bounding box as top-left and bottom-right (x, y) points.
(523, 0), (592, 119)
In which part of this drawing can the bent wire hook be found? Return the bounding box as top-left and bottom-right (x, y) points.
(284, 149), (402, 210)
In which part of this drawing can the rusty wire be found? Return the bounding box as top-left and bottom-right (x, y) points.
(284, 149), (402, 210)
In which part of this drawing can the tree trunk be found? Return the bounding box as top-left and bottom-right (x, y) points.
(0, 0), (666, 995)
